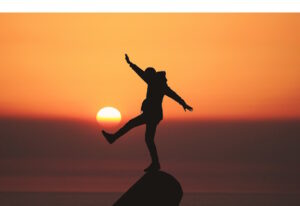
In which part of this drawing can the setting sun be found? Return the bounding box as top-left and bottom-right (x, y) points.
(96, 107), (121, 123)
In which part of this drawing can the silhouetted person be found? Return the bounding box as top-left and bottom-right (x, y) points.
(102, 54), (193, 172)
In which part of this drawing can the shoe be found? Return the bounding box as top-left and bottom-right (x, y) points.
(144, 162), (161, 172)
(102, 130), (115, 144)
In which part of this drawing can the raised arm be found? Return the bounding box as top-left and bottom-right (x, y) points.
(125, 54), (148, 83)
(165, 85), (193, 112)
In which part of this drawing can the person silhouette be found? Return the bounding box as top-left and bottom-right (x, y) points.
(102, 54), (193, 172)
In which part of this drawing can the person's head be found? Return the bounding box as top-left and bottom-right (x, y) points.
(145, 67), (156, 78)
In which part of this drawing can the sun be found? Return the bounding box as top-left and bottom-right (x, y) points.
(96, 106), (121, 123)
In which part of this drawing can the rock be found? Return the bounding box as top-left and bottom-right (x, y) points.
(114, 171), (183, 206)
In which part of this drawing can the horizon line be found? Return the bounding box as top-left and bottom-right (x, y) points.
(1, 114), (299, 122)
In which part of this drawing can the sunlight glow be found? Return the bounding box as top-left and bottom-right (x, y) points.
(96, 107), (121, 123)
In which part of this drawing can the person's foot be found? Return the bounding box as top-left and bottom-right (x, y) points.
(102, 130), (115, 144)
(144, 162), (161, 172)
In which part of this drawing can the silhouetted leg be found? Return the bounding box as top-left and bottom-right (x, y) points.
(102, 114), (146, 144)
(144, 123), (161, 172)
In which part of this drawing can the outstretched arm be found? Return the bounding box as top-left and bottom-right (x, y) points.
(165, 85), (193, 112)
(125, 54), (148, 83)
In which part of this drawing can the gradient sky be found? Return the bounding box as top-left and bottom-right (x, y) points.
(0, 14), (299, 120)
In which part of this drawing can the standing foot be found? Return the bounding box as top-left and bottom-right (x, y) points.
(144, 162), (161, 173)
(102, 130), (116, 144)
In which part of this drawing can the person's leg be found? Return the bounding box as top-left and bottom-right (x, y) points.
(102, 114), (146, 144)
(144, 122), (160, 172)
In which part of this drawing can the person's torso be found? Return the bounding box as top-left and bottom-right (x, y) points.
(141, 72), (167, 113)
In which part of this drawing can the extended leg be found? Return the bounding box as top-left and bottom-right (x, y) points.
(102, 114), (146, 144)
(144, 123), (160, 172)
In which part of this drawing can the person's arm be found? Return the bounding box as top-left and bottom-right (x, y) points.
(125, 54), (148, 83)
(165, 85), (193, 111)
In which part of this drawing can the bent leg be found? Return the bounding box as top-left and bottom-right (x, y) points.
(113, 114), (146, 140)
(145, 123), (160, 169)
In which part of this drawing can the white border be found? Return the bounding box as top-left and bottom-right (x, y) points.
(0, 0), (299, 12)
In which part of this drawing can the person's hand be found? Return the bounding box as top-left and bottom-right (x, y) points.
(183, 103), (193, 112)
(125, 53), (131, 64)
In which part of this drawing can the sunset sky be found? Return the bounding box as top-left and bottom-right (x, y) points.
(0, 13), (299, 120)
(0, 14), (300, 194)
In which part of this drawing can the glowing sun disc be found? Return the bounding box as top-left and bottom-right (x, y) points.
(96, 107), (121, 123)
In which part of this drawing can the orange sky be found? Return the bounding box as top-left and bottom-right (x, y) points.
(0, 14), (299, 120)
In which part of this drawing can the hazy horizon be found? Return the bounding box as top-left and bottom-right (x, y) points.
(1, 117), (299, 193)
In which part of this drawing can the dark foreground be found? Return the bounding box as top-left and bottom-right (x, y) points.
(1, 118), (300, 194)
(1, 192), (300, 206)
